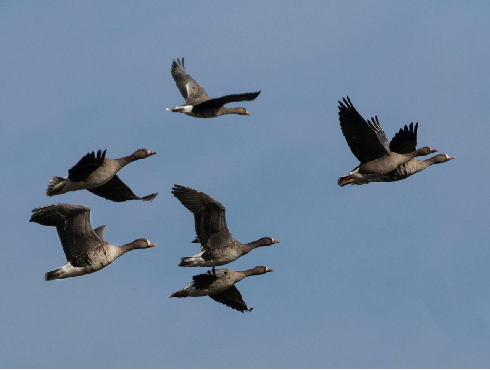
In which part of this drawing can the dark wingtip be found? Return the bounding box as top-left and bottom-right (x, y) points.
(339, 95), (353, 109)
(249, 91), (261, 100)
(171, 57), (185, 71)
(141, 193), (158, 202)
(178, 259), (193, 267)
(338, 176), (354, 187)
(95, 149), (106, 161)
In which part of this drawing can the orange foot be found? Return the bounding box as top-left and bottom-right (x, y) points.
(339, 178), (355, 187)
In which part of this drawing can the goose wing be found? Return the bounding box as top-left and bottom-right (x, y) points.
(171, 58), (210, 105)
(88, 175), (157, 202)
(172, 185), (233, 250)
(338, 97), (390, 163)
(389, 122), (418, 154)
(209, 285), (252, 313)
(194, 91), (260, 110)
(68, 150), (106, 182)
(30, 204), (103, 261)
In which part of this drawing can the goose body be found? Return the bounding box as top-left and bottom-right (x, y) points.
(46, 149), (157, 202)
(337, 97), (437, 186)
(366, 154), (455, 183)
(178, 237), (278, 267)
(166, 58), (260, 118)
(170, 266), (273, 312)
(171, 185), (279, 268)
(30, 203), (156, 280)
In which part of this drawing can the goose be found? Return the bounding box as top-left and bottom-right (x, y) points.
(170, 266), (273, 312)
(166, 58), (260, 118)
(30, 203), (156, 280)
(350, 122), (455, 183)
(337, 96), (437, 186)
(46, 148), (157, 202)
(171, 184), (279, 272)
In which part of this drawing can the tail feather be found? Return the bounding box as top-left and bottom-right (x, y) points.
(46, 176), (66, 196)
(45, 268), (63, 281)
(337, 175), (355, 187)
(167, 107), (185, 113)
(178, 257), (199, 267)
(170, 289), (189, 298)
(141, 193), (158, 202)
(167, 105), (192, 113)
(170, 282), (193, 298)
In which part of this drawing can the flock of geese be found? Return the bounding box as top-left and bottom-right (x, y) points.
(29, 58), (454, 313)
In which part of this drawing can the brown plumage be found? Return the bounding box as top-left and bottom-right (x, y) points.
(171, 185), (279, 270)
(365, 154), (455, 183)
(46, 148), (157, 202)
(170, 266), (273, 313)
(337, 96), (437, 186)
(30, 203), (156, 280)
(166, 58), (260, 118)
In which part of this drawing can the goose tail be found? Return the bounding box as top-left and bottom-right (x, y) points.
(166, 105), (193, 113)
(337, 175), (356, 186)
(46, 176), (66, 196)
(178, 256), (203, 267)
(170, 282), (193, 298)
(45, 268), (63, 281)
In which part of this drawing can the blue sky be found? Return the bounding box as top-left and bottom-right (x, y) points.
(1, 1), (490, 368)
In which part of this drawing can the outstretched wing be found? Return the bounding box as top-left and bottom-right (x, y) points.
(68, 150), (106, 182)
(209, 285), (252, 313)
(389, 122), (418, 154)
(172, 185), (233, 250)
(338, 96), (390, 163)
(171, 58), (210, 105)
(194, 91), (261, 110)
(88, 175), (157, 202)
(30, 203), (103, 261)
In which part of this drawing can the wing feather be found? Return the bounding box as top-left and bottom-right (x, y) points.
(30, 204), (103, 261)
(172, 185), (233, 250)
(389, 122), (418, 154)
(171, 58), (210, 105)
(209, 285), (252, 313)
(68, 150), (106, 182)
(338, 97), (390, 163)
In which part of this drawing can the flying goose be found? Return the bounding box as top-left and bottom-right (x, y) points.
(30, 203), (156, 280)
(351, 122), (455, 183)
(337, 96), (437, 186)
(171, 184), (279, 272)
(166, 58), (260, 118)
(46, 148), (157, 202)
(170, 266), (273, 312)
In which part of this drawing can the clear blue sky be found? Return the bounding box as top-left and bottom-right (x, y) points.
(1, 1), (489, 368)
